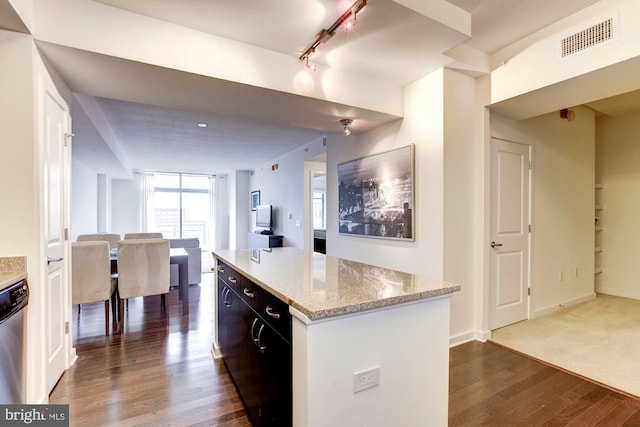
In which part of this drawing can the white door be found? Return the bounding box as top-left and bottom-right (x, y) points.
(489, 138), (531, 330)
(44, 85), (70, 394)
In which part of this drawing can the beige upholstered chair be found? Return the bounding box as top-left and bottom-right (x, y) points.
(72, 241), (118, 336)
(116, 239), (170, 325)
(169, 238), (202, 286)
(77, 233), (121, 249)
(124, 232), (163, 239)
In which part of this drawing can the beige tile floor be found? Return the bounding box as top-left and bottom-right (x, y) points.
(491, 293), (640, 398)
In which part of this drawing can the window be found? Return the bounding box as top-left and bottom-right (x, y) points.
(149, 173), (212, 248)
(312, 172), (326, 230)
(313, 192), (326, 229)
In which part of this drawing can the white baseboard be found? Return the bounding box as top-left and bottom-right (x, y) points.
(449, 329), (490, 347)
(211, 343), (223, 360)
(531, 292), (596, 319)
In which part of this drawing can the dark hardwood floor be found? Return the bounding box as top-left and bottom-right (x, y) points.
(50, 273), (251, 426)
(51, 272), (640, 426)
(450, 340), (640, 426)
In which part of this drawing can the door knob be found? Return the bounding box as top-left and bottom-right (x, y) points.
(490, 241), (503, 248)
(47, 256), (64, 265)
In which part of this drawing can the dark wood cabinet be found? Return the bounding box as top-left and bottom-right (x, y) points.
(217, 261), (292, 427)
(256, 320), (291, 426)
(247, 232), (283, 250)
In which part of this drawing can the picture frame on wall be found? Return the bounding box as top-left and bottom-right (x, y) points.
(338, 144), (415, 240)
(251, 190), (260, 211)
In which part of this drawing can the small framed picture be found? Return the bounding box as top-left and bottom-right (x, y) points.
(251, 190), (260, 211)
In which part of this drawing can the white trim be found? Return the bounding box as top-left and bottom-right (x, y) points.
(211, 343), (223, 360)
(531, 292), (596, 319)
(449, 329), (490, 347)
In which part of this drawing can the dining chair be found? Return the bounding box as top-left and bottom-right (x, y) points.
(116, 238), (170, 327)
(77, 233), (121, 249)
(124, 232), (163, 239)
(169, 237), (202, 286)
(72, 241), (118, 336)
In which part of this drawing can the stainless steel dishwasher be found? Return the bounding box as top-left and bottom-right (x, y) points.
(0, 279), (29, 403)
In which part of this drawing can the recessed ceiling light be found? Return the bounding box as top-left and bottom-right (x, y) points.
(197, 123), (207, 128)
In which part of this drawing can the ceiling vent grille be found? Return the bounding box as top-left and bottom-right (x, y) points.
(561, 18), (614, 58)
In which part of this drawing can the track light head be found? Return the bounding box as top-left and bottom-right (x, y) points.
(304, 55), (317, 72)
(343, 6), (359, 32)
(340, 118), (353, 136)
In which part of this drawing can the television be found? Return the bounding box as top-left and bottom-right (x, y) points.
(255, 204), (273, 231)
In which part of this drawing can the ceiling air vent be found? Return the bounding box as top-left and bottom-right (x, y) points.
(560, 17), (616, 58)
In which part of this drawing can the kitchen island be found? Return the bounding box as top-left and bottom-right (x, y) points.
(213, 247), (460, 427)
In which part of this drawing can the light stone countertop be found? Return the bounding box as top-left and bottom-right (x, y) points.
(0, 256), (27, 291)
(213, 247), (460, 321)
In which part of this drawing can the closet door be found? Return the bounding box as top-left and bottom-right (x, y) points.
(489, 138), (531, 330)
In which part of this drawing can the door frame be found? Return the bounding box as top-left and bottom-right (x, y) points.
(303, 159), (327, 252)
(487, 137), (533, 331)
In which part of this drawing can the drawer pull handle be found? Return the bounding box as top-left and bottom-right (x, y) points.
(243, 288), (255, 298)
(265, 306), (280, 320)
(257, 324), (267, 353)
(228, 276), (237, 284)
(222, 288), (231, 308)
(251, 318), (259, 344)
(217, 267), (225, 274)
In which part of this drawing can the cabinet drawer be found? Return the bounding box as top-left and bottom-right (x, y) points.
(257, 289), (291, 343)
(237, 281), (291, 343)
(216, 260), (243, 293)
(237, 279), (260, 310)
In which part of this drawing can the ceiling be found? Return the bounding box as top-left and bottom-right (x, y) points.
(7, 0), (634, 178)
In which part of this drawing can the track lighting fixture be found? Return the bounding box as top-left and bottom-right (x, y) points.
(299, 0), (367, 70)
(304, 54), (317, 72)
(340, 118), (353, 136)
(343, 8), (358, 32)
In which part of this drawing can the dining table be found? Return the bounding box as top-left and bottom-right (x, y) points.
(110, 247), (190, 316)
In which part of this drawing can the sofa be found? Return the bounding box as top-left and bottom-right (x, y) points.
(169, 238), (202, 286)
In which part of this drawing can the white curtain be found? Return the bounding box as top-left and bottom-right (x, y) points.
(140, 172), (155, 232)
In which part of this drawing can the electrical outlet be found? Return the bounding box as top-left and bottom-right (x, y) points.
(353, 366), (380, 393)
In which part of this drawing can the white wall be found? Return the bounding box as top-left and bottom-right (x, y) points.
(492, 0), (640, 105)
(329, 69), (444, 279)
(111, 177), (139, 237)
(595, 110), (640, 299)
(0, 33), (36, 255)
(212, 174), (229, 251)
(0, 31), (43, 403)
(7, 0), (33, 31)
(491, 106), (596, 316)
(0, 30), (76, 403)
(97, 173), (110, 232)
(70, 159), (98, 239)
(250, 135), (327, 249)
(231, 170), (250, 250)
(443, 69), (483, 343)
